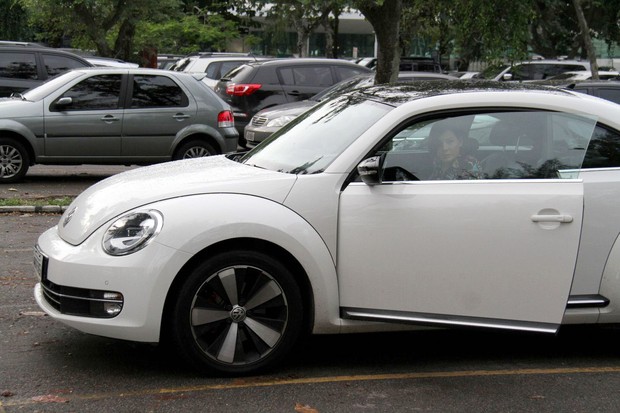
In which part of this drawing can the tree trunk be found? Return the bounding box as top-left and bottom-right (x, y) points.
(358, 0), (402, 84)
(572, 0), (599, 80)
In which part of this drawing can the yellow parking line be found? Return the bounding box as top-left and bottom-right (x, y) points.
(3, 366), (620, 407)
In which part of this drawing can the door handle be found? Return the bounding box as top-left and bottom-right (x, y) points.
(531, 214), (573, 223)
(100, 115), (120, 123)
(173, 113), (190, 120)
(287, 91), (301, 96)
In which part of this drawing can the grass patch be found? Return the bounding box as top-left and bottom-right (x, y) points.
(0, 196), (74, 207)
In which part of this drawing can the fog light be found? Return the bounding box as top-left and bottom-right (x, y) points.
(104, 303), (123, 316)
(103, 292), (123, 316)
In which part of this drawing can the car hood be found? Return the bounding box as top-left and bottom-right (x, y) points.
(0, 98), (39, 116)
(58, 156), (297, 245)
(255, 100), (316, 119)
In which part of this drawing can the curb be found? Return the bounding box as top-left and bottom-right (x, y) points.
(0, 205), (68, 213)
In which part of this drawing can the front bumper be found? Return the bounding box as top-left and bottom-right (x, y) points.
(34, 225), (192, 342)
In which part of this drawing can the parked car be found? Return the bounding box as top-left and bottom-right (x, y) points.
(567, 80), (620, 104)
(476, 60), (590, 81)
(85, 56), (139, 68)
(450, 70), (480, 79)
(170, 53), (268, 89)
(357, 56), (443, 73)
(157, 54), (183, 70)
(214, 58), (373, 145)
(34, 81), (620, 375)
(244, 71), (458, 147)
(545, 70), (620, 81)
(0, 44), (93, 97)
(0, 67), (238, 183)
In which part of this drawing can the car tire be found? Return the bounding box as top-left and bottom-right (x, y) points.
(173, 140), (217, 160)
(169, 250), (304, 376)
(0, 138), (30, 183)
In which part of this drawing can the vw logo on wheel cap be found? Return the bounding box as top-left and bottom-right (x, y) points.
(230, 305), (247, 323)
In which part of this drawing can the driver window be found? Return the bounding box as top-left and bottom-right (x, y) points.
(375, 111), (597, 182)
(379, 115), (484, 182)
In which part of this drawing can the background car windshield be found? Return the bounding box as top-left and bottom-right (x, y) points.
(241, 96), (392, 174)
(476, 64), (509, 79)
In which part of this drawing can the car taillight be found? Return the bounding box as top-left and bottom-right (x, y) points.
(218, 110), (235, 128)
(226, 83), (262, 96)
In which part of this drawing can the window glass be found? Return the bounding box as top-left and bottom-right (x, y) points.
(241, 96), (392, 174)
(58, 74), (122, 110)
(597, 88), (620, 104)
(42, 54), (87, 77)
(374, 111), (597, 182)
(0, 52), (37, 79)
(219, 61), (244, 79)
(334, 65), (367, 80)
(583, 125), (620, 169)
(204, 62), (220, 78)
(279, 67), (294, 85)
(280, 66), (334, 87)
(130, 75), (188, 108)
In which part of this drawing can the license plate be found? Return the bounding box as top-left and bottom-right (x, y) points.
(33, 245), (47, 281)
(245, 131), (255, 141)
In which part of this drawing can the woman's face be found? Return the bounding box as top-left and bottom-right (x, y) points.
(435, 130), (462, 164)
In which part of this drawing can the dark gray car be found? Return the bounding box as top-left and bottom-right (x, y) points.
(244, 71), (458, 147)
(0, 67), (238, 183)
(0, 45), (93, 97)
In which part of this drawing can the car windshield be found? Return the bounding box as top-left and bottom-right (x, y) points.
(476, 64), (510, 79)
(310, 74), (374, 102)
(239, 94), (392, 174)
(22, 70), (84, 101)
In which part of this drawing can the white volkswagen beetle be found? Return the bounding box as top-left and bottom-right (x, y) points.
(34, 81), (620, 375)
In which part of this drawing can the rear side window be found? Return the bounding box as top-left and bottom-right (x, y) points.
(0, 52), (37, 79)
(130, 75), (188, 108)
(42, 53), (87, 77)
(279, 66), (334, 87)
(596, 88), (620, 104)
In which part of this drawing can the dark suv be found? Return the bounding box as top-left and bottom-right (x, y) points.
(0, 44), (93, 97)
(567, 81), (620, 104)
(214, 58), (372, 144)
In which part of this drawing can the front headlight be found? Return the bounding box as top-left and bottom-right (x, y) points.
(266, 115), (297, 128)
(102, 210), (163, 256)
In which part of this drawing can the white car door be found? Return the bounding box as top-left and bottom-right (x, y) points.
(337, 110), (594, 333)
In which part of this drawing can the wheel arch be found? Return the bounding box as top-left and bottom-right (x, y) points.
(0, 129), (36, 166)
(173, 125), (224, 157)
(161, 237), (315, 340)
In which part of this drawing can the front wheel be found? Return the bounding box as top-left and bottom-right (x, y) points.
(0, 138), (30, 183)
(169, 250), (304, 375)
(173, 140), (217, 160)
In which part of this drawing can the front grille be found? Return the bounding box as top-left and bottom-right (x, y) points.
(41, 278), (123, 318)
(251, 116), (268, 127)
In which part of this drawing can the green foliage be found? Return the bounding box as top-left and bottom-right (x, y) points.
(451, 0), (534, 64)
(0, 0), (33, 41)
(135, 14), (241, 55)
(20, 0), (183, 57)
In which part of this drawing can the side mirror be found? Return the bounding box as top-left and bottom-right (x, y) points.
(502, 73), (513, 81)
(55, 97), (73, 108)
(357, 155), (384, 186)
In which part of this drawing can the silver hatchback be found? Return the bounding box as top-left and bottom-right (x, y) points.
(0, 67), (239, 183)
